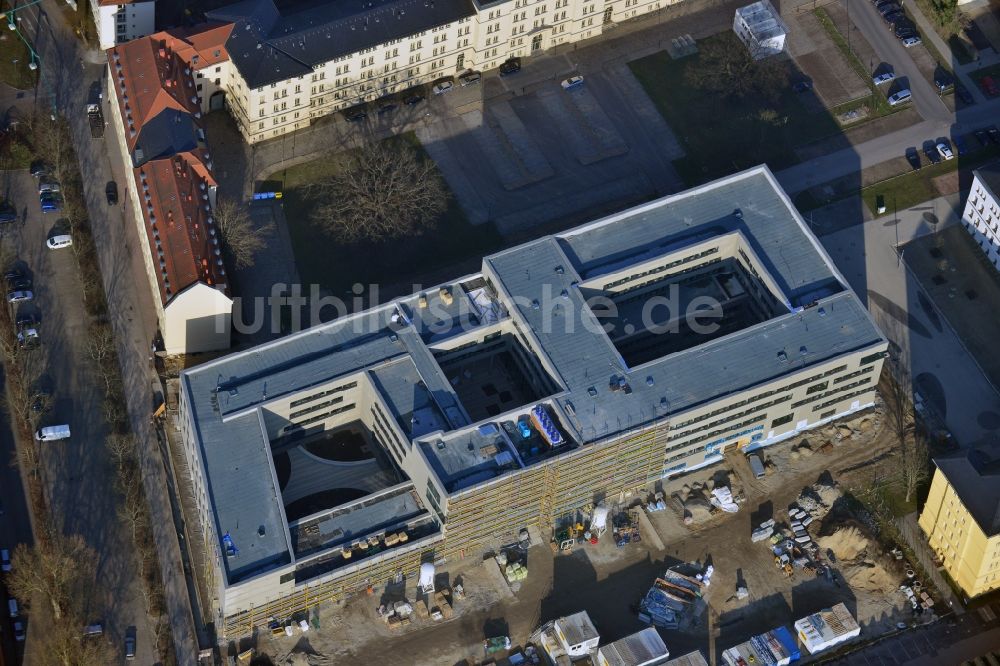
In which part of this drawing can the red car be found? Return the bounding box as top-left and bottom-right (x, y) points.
(981, 76), (999, 97)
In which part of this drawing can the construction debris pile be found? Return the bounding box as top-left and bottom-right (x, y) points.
(637, 567), (708, 629)
(673, 479), (745, 525)
(720, 625), (800, 666)
(496, 549), (529, 586)
(612, 508), (643, 548)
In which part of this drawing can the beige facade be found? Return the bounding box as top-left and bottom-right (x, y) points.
(212, 0), (679, 143)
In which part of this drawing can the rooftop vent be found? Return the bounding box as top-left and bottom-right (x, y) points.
(554, 265), (564, 274)
(733, 208), (743, 219)
(799, 346), (808, 355)
(777, 350), (788, 363)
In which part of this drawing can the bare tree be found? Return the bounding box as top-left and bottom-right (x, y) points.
(41, 607), (118, 666)
(881, 358), (929, 503)
(684, 33), (788, 104)
(5, 532), (94, 621)
(213, 197), (271, 269)
(308, 141), (447, 242)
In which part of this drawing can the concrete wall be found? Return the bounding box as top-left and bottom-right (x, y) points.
(919, 468), (1000, 598)
(961, 172), (1000, 271)
(91, 0), (156, 50)
(163, 282), (233, 355)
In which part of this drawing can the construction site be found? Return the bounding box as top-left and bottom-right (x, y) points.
(244, 389), (939, 665)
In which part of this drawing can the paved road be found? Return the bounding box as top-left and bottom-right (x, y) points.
(820, 195), (1000, 446)
(0, 405), (31, 666)
(848, 0), (951, 123)
(14, 0), (200, 662)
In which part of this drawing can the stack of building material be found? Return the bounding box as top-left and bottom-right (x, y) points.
(752, 518), (776, 542)
(639, 568), (705, 629)
(596, 627), (669, 666)
(710, 487), (739, 513)
(794, 603), (861, 654)
(720, 626), (799, 666)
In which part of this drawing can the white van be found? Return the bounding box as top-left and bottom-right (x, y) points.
(46, 234), (72, 250)
(8, 598), (18, 617)
(35, 424), (71, 441)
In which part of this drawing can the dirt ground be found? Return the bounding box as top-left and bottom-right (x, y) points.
(250, 398), (931, 666)
(784, 8), (871, 108)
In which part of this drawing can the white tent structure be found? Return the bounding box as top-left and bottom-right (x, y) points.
(733, 0), (788, 60)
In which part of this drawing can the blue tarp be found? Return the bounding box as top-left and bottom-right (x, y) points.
(773, 626), (801, 661)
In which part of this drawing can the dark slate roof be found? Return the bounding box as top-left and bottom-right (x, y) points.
(934, 442), (1000, 537)
(132, 109), (199, 167)
(975, 165), (1000, 201)
(208, 0), (476, 88)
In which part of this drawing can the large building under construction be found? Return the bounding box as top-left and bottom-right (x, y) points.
(177, 166), (887, 636)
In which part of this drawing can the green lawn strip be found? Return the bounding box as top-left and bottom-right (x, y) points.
(0, 34), (37, 89)
(814, 8), (892, 116)
(628, 34), (842, 186)
(912, 0), (973, 64)
(266, 133), (501, 295)
(862, 150), (1000, 214)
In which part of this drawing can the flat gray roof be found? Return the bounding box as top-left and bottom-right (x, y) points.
(182, 166), (884, 582)
(933, 442), (1000, 537)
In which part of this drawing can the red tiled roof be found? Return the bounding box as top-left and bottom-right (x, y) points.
(135, 153), (228, 304)
(107, 26), (234, 307)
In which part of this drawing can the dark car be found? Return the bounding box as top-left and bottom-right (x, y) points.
(924, 144), (941, 164)
(988, 125), (1000, 145)
(905, 147), (921, 171)
(29, 160), (49, 179)
(344, 109), (367, 122)
(403, 94), (425, 105)
(499, 58), (521, 76)
(9, 278), (31, 291)
(4, 268), (23, 281)
(975, 128), (990, 146)
(792, 79), (813, 92)
(955, 84), (974, 104)
(952, 134), (969, 156)
(105, 181), (118, 205)
(893, 21), (915, 36)
(377, 103), (397, 115)
(879, 3), (901, 17)
(15, 312), (37, 328)
(934, 71), (953, 92)
(883, 10), (904, 24)
(0, 202), (16, 223)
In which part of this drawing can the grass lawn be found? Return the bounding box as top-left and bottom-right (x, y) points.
(265, 134), (502, 296)
(629, 34), (844, 185)
(0, 34), (37, 90)
(862, 149), (1000, 214)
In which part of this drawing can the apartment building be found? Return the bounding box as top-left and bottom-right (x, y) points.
(106, 26), (236, 354)
(176, 166), (886, 636)
(90, 0), (156, 50)
(918, 442), (1000, 599)
(178, 0), (677, 143)
(961, 166), (1000, 271)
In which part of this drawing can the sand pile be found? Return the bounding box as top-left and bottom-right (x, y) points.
(843, 561), (897, 594)
(818, 526), (870, 561)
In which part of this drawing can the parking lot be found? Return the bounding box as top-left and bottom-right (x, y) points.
(417, 54), (685, 237)
(0, 167), (153, 662)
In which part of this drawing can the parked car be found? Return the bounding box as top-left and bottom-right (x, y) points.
(1, 548), (10, 572)
(892, 19), (915, 35)
(955, 83), (974, 104)
(8, 278), (31, 291)
(46, 234), (72, 250)
(29, 160), (49, 179)
(0, 202), (16, 223)
(432, 80), (454, 95)
(792, 79), (813, 92)
(499, 58), (521, 76)
(124, 627), (137, 660)
(887, 89), (912, 106)
(344, 109), (367, 122)
(878, 3), (900, 17)
(934, 71), (953, 91)
(873, 70), (895, 85)
(981, 76), (999, 97)
(901, 35), (922, 47)
(13, 620), (25, 642)
(403, 94), (425, 105)
(7, 290), (32, 303)
(17, 327), (39, 348)
(952, 134), (969, 156)
(988, 125), (1000, 144)
(561, 75), (585, 90)
(16, 312), (37, 328)
(377, 103), (397, 115)
(39, 193), (61, 213)
(459, 71), (482, 86)
(924, 144), (941, 164)
(105, 181), (118, 205)
(38, 181), (60, 195)
(975, 128), (990, 146)
(4, 268), (23, 281)
(905, 147), (921, 171)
